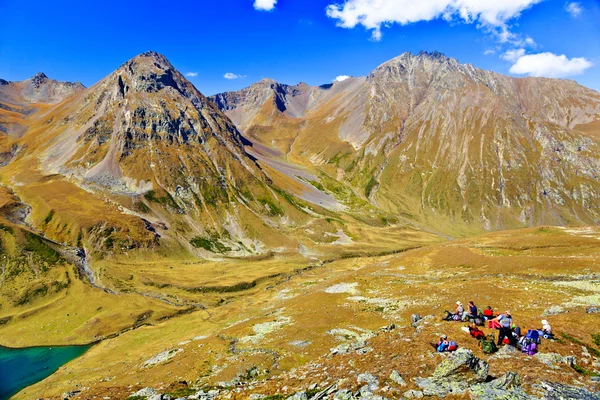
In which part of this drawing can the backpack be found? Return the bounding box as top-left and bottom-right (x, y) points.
(470, 328), (485, 340)
(447, 341), (458, 351)
(488, 319), (501, 329)
(522, 341), (538, 355)
(479, 335), (498, 354)
(474, 316), (484, 326)
(452, 314), (461, 321)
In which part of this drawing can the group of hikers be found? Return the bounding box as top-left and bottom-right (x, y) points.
(437, 301), (553, 355)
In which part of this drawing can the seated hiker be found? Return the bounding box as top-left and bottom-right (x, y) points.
(469, 323), (485, 340)
(455, 301), (465, 319)
(437, 334), (449, 352)
(496, 310), (515, 346)
(539, 319), (553, 338)
(442, 310), (454, 321)
(437, 334), (458, 352)
(464, 301), (478, 321)
(483, 306), (494, 320)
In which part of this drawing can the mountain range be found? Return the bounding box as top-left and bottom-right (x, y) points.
(1, 50), (600, 400)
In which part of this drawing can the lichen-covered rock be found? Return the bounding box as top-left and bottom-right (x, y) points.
(537, 381), (600, 400)
(403, 390), (424, 399)
(469, 372), (530, 400)
(357, 373), (379, 391)
(131, 387), (157, 398)
(390, 370), (407, 386)
(333, 389), (353, 400)
(415, 377), (468, 396)
(534, 352), (576, 368)
(286, 392), (307, 400)
(432, 349), (489, 384)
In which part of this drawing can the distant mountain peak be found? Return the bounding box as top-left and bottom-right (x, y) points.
(31, 72), (48, 88)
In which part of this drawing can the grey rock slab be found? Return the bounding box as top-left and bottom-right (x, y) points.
(389, 370), (407, 386)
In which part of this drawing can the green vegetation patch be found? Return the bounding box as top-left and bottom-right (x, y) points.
(365, 177), (378, 198)
(258, 198), (284, 217)
(24, 233), (61, 265)
(190, 236), (231, 253)
(43, 209), (55, 225)
(133, 201), (151, 214)
(144, 189), (179, 209)
(591, 333), (600, 348)
(0, 223), (14, 234)
(165, 387), (197, 398)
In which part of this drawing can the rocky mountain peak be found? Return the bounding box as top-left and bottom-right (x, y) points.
(115, 51), (187, 95)
(30, 72), (48, 88)
(0, 78), (8, 86)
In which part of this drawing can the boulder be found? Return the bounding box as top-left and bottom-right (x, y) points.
(432, 349), (489, 384)
(357, 373), (379, 391)
(286, 392), (307, 400)
(469, 372), (530, 400)
(490, 345), (519, 360)
(415, 377), (468, 396)
(537, 381), (600, 400)
(416, 349), (490, 397)
(403, 390), (424, 399)
(131, 387), (157, 398)
(389, 370), (407, 386)
(333, 389), (353, 400)
(535, 352), (576, 367)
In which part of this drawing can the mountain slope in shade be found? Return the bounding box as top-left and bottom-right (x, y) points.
(212, 51), (600, 235)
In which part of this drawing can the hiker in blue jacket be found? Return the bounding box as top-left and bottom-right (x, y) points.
(463, 301), (478, 321)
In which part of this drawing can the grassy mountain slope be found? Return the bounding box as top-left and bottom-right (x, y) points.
(212, 51), (600, 237)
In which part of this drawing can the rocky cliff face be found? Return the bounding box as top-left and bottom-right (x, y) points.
(211, 51), (600, 234)
(0, 52), (316, 256)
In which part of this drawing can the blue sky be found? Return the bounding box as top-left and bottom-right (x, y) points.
(1, 0), (599, 95)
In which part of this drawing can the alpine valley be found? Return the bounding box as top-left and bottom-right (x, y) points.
(1, 51), (599, 400)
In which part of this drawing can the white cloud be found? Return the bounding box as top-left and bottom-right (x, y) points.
(185, 72), (198, 77)
(254, 0), (277, 11)
(565, 2), (582, 17)
(325, 0), (543, 41)
(483, 49), (496, 56)
(501, 48), (526, 62)
(509, 52), (593, 78)
(224, 72), (245, 80)
(333, 75), (351, 82)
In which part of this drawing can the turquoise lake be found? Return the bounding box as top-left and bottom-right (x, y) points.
(0, 344), (91, 400)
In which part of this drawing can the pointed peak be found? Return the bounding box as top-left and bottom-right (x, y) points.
(133, 51), (170, 64)
(258, 78), (278, 85)
(32, 72), (48, 79)
(120, 51), (174, 75)
(30, 72), (49, 88)
(417, 50), (448, 60)
(0, 78), (8, 86)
